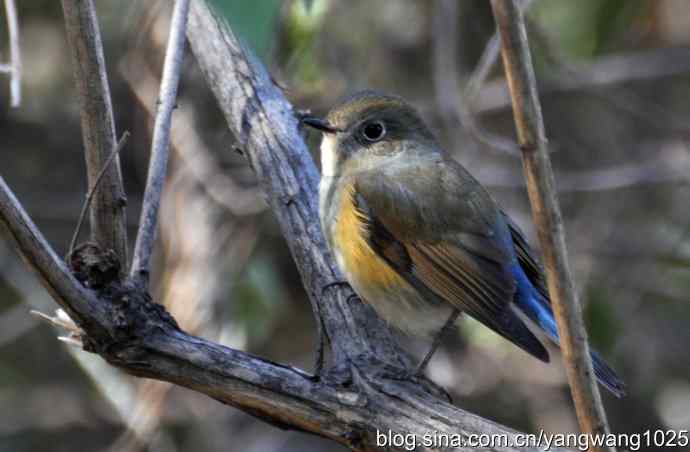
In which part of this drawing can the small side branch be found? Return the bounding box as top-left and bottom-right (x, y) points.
(130, 0), (190, 284)
(3, 0), (21, 107)
(465, 33), (500, 106)
(474, 46), (690, 115)
(69, 132), (130, 257)
(465, 0), (535, 107)
(61, 0), (128, 269)
(490, 1), (614, 451)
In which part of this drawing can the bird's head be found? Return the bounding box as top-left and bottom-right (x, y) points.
(302, 90), (438, 178)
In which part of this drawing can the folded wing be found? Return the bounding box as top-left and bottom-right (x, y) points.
(353, 161), (549, 361)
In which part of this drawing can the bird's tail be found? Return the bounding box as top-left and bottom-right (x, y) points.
(590, 349), (626, 398)
(535, 303), (626, 398)
(514, 275), (626, 398)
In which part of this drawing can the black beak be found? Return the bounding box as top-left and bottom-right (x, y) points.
(301, 116), (340, 134)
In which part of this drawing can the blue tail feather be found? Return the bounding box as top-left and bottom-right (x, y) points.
(512, 264), (626, 398)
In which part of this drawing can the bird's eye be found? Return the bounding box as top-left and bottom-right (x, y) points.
(361, 121), (386, 142)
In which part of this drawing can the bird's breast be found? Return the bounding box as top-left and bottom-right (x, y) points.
(326, 183), (452, 337)
(332, 183), (404, 291)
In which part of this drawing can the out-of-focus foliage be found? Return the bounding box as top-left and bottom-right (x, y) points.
(533, 0), (649, 58)
(209, 0), (282, 57)
(1, 0), (690, 451)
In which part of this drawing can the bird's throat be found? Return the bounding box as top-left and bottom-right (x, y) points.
(320, 135), (338, 177)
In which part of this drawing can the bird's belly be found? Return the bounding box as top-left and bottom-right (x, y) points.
(339, 253), (454, 338)
(331, 188), (454, 338)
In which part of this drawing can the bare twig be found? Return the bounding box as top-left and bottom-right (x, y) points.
(68, 132), (130, 258)
(3, 0), (21, 107)
(478, 146), (690, 191)
(490, 1), (613, 450)
(525, 19), (690, 137)
(465, 33), (500, 106)
(120, 59), (266, 215)
(465, 0), (535, 108)
(62, 0), (128, 270)
(131, 0), (190, 284)
(475, 46), (690, 115)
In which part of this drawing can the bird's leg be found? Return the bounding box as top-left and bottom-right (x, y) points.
(416, 308), (461, 375)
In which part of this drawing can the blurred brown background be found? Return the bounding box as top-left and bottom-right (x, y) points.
(1, 1), (689, 451)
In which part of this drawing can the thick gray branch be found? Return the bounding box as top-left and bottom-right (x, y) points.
(185, 0), (402, 368)
(62, 0), (128, 268)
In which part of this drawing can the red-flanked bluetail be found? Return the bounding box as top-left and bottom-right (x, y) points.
(304, 90), (625, 398)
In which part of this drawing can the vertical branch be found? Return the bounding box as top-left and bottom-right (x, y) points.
(61, 0), (128, 269)
(130, 0), (190, 283)
(3, 0), (21, 107)
(489, 1), (613, 450)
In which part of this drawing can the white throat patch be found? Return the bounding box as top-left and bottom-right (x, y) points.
(320, 135), (338, 177)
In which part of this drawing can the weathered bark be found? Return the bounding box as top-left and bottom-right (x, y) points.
(61, 0), (128, 267)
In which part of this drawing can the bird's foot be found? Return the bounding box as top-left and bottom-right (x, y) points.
(350, 355), (453, 403)
(376, 366), (452, 403)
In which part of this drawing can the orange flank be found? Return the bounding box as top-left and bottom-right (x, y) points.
(334, 184), (405, 292)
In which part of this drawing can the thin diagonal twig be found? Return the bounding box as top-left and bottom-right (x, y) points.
(68, 131), (130, 258)
(465, 0), (535, 107)
(130, 0), (190, 284)
(465, 33), (500, 107)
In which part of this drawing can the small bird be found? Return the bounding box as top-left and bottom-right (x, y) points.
(302, 90), (625, 398)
